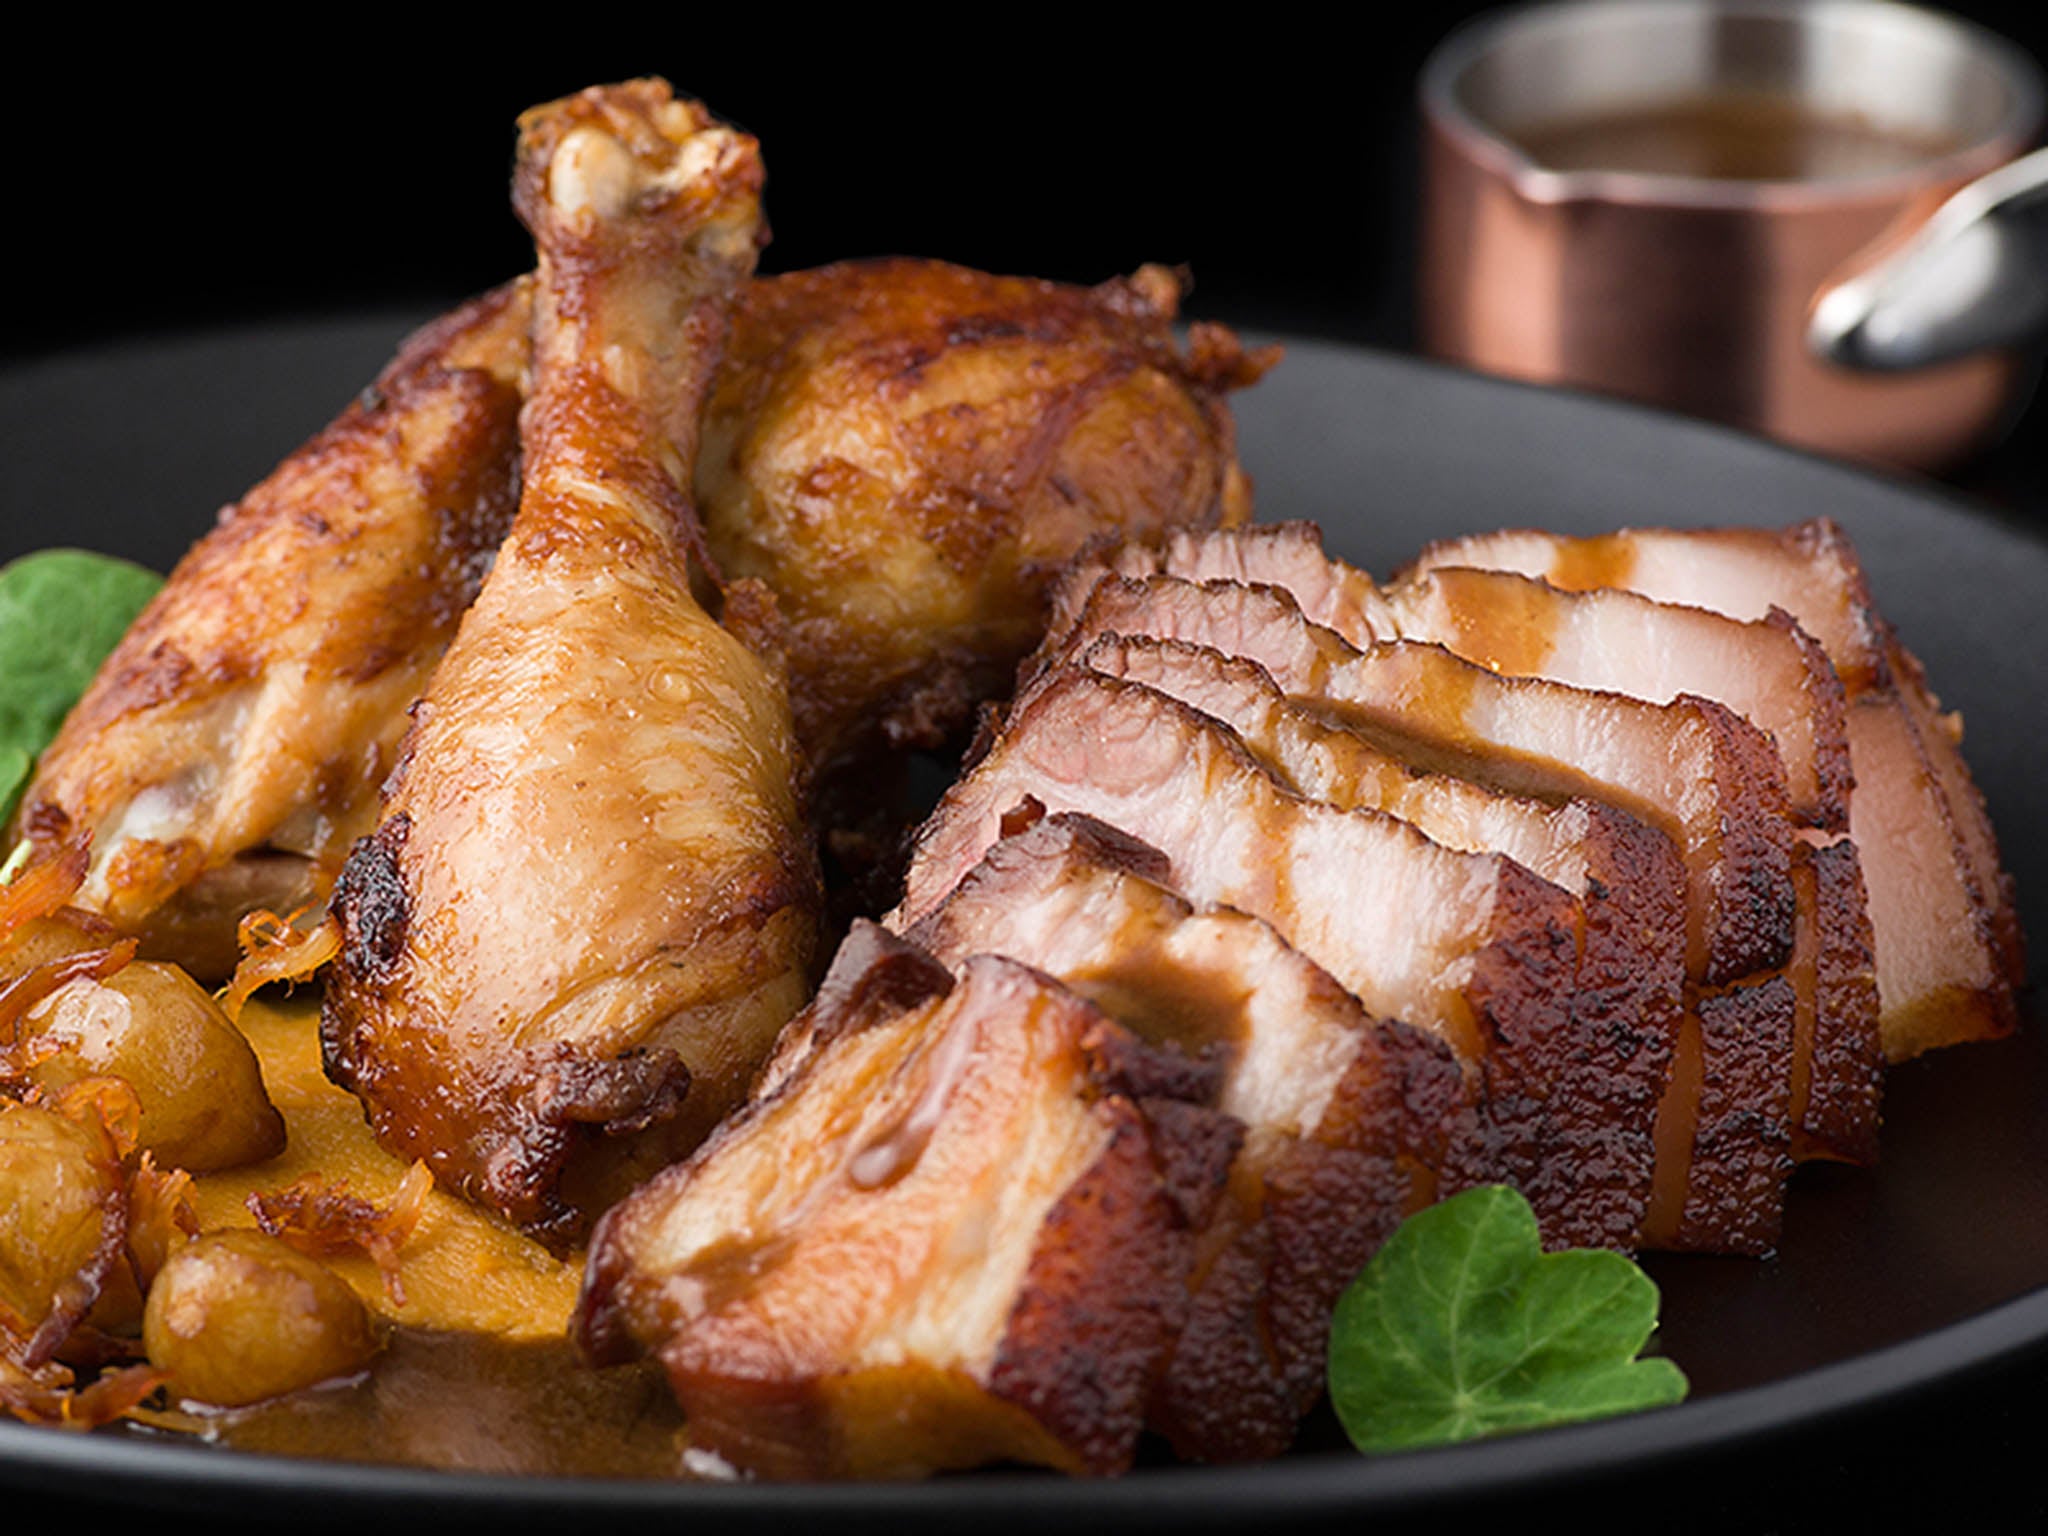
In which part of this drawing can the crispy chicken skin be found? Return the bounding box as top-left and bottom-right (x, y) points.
(12, 285), (529, 980)
(695, 259), (1276, 792)
(321, 83), (818, 1242)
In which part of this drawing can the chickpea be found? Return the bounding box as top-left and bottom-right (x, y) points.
(0, 1105), (125, 1360)
(0, 909), (120, 971)
(142, 1230), (380, 1408)
(24, 962), (285, 1172)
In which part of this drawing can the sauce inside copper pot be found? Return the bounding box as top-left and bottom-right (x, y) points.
(1510, 94), (1962, 181)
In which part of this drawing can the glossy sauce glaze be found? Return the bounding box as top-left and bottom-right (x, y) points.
(174, 995), (688, 1477)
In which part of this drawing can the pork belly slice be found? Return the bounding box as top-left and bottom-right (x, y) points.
(576, 936), (1240, 1480)
(894, 667), (1583, 1226)
(1059, 526), (1850, 834)
(1079, 635), (1677, 1251)
(1062, 538), (1874, 1165)
(1049, 520), (1397, 659)
(1086, 637), (1808, 1252)
(1368, 571), (1877, 1161)
(904, 811), (1472, 1458)
(1410, 522), (2019, 1055)
(1846, 694), (2010, 1060)
(1050, 574), (1796, 989)
(1382, 567), (1850, 834)
(1404, 522), (1889, 689)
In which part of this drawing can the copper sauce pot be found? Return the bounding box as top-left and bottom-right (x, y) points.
(1420, 1), (2046, 471)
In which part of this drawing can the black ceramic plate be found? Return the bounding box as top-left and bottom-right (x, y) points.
(1, 317), (2043, 1531)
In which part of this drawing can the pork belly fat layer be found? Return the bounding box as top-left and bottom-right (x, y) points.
(1079, 635), (1679, 1252)
(895, 668), (1581, 1218)
(906, 810), (1473, 1458)
(576, 945), (1239, 1480)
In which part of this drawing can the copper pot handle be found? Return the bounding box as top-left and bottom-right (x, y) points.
(1809, 146), (2048, 372)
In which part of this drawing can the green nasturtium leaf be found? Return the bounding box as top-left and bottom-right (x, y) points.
(1327, 1184), (1688, 1453)
(0, 549), (163, 821)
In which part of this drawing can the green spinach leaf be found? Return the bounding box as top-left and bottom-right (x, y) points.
(1327, 1184), (1688, 1453)
(0, 549), (162, 820)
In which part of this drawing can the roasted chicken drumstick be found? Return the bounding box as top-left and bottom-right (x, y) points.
(321, 82), (818, 1242)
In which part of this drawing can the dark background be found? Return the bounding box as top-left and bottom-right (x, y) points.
(8, 5), (2043, 502)
(5, 8), (2048, 1531)
(5, 3), (2037, 360)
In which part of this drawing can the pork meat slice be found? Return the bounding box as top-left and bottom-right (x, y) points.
(1047, 574), (1797, 988)
(894, 666), (1588, 1235)
(577, 933), (1240, 1479)
(1408, 521), (2018, 1057)
(1077, 634), (1678, 1249)
(1371, 569), (1877, 1162)
(904, 810), (1473, 1458)
(1083, 635), (1804, 1251)
(1048, 520), (1397, 658)
(1382, 566), (1850, 834)
(1057, 525), (1850, 835)
(1058, 535), (1875, 1163)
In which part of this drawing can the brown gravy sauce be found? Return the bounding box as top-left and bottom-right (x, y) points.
(200, 1331), (690, 1477)
(1509, 94), (1961, 182)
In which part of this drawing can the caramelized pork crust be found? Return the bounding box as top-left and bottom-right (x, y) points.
(695, 258), (1277, 789)
(322, 83), (818, 1242)
(14, 283), (529, 980)
(577, 941), (1240, 1480)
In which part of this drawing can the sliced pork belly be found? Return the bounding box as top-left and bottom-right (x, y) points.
(1049, 575), (1797, 989)
(894, 666), (1588, 1235)
(1405, 522), (1888, 688)
(905, 811), (1471, 1460)
(1064, 535), (1876, 1166)
(1367, 569), (1877, 1162)
(1846, 694), (2011, 1060)
(1050, 520), (1397, 653)
(1079, 635), (1676, 1251)
(1060, 525), (1851, 834)
(1410, 522), (2019, 1057)
(577, 936), (1240, 1479)
(1382, 567), (1850, 834)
